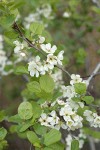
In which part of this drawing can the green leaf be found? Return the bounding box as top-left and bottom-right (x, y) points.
(44, 129), (61, 146)
(33, 123), (47, 136)
(0, 110), (5, 122)
(38, 90), (53, 100)
(74, 83), (86, 95)
(30, 22), (44, 35)
(19, 122), (33, 132)
(8, 114), (22, 123)
(18, 102), (33, 120)
(27, 131), (41, 147)
(31, 102), (42, 120)
(82, 96), (94, 104)
(5, 29), (18, 39)
(0, 127), (7, 140)
(27, 81), (53, 100)
(44, 148), (52, 150)
(0, 15), (15, 28)
(48, 142), (65, 150)
(9, 1), (25, 10)
(72, 97), (80, 102)
(27, 81), (41, 93)
(0, 140), (8, 150)
(0, 5), (5, 12)
(40, 75), (55, 93)
(14, 66), (29, 75)
(71, 140), (79, 150)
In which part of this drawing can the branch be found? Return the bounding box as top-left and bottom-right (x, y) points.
(88, 136), (96, 150)
(87, 62), (100, 87)
(82, 72), (100, 79)
(12, 22), (70, 78)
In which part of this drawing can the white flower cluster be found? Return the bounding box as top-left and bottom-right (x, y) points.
(0, 35), (12, 76)
(65, 130), (86, 150)
(28, 37), (64, 77)
(39, 111), (60, 130)
(39, 102), (83, 131)
(39, 74), (87, 130)
(59, 104), (83, 130)
(61, 85), (76, 98)
(24, 4), (53, 29)
(84, 110), (100, 128)
(60, 74), (86, 100)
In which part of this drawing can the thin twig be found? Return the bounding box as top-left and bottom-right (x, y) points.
(30, 144), (32, 150)
(87, 62), (100, 87)
(12, 22), (70, 78)
(82, 72), (100, 79)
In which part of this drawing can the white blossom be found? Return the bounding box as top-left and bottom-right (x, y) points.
(37, 4), (52, 19)
(84, 110), (100, 128)
(63, 12), (70, 18)
(60, 105), (74, 116)
(61, 85), (76, 98)
(13, 40), (25, 54)
(47, 54), (57, 65)
(33, 36), (45, 44)
(57, 99), (66, 105)
(38, 36), (45, 44)
(41, 43), (57, 54)
(28, 56), (43, 77)
(57, 51), (64, 65)
(39, 113), (50, 126)
(47, 110), (59, 126)
(70, 74), (82, 85)
(43, 61), (54, 71)
(24, 4), (53, 29)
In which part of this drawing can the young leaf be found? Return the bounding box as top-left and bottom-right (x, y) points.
(27, 81), (41, 93)
(31, 101), (42, 120)
(18, 102), (33, 120)
(33, 123), (47, 136)
(71, 139), (79, 150)
(27, 131), (41, 147)
(74, 83), (86, 95)
(8, 114), (22, 123)
(39, 75), (55, 93)
(0, 15), (15, 28)
(48, 142), (65, 150)
(30, 22), (44, 35)
(14, 66), (29, 75)
(44, 129), (61, 146)
(82, 96), (94, 104)
(44, 148), (52, 150)
(19, 122), (33, 132)
(0, 127), (7, 140)
(0, 110), (5, 122)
